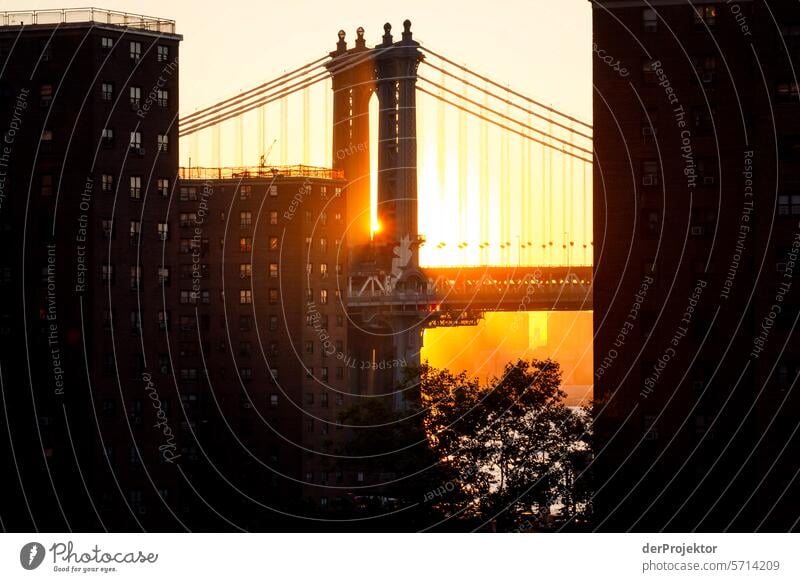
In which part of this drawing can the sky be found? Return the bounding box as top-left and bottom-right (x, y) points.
(12, 0), (592, 119)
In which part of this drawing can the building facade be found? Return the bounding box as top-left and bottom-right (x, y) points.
(594, 0), (800, 531)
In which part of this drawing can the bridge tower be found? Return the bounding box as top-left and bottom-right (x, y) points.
(326, 27), (375, 248)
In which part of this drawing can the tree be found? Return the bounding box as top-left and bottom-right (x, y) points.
(421, 358), (592, 531)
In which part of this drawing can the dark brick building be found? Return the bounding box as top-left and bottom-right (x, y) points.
(593, 0), (800, 531)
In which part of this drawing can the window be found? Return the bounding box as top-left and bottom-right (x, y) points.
(130, 41), (142, 61)
(129, 86), (141, 108)
(320, 212), (327, 226)
(320, 186), (328, 199)
(40, 84), (53, 107)
(305, 341), (314, 355)
(320, 289), (328, 304)
(240, 368), (253, 382)
(693, 107), (714, 135)
(157, 266), (170, 285)
(240, 185), (252, 200)
(320, 238), (328, 253)
(269, 185), (278, 197)
(129, 220), (141, 240)
(130, 131), (142, 151)
(180, 186), (198, 201)
(240, 289), (252, 304)
(180, 290), (196, 304)
(642, 209), (661, 238)
(335, 187), (342, 197)
(270, 394), (279, 408)
(642, 60), (658, 86)
(130, 176), (142, 200)
(130, 265), (142, 290)
(157, 178), (170, 197)
(157, 45), (169, 62)
(269, 263), (279, 278)
(334, 212), (342, 222)
(643, 8), (658, 32)
(777, 82), (800, 102)
(641, 160), (660, 186)
(157, 222), (169, 241)
(239, 315), (252, 331)
(269, 236), (279, 251)
(692, 5), (717, 28)
(157, 89), (168, 108)
(101, 82), (114, 101)
(268, 341), (278, 357)
(101, 128), (114, 148)
(693, 56), (717, 84)
(305, 236), (312, 247)
(239, 237), (252, 252)
(40, 174), (53, 197)
(320, 263), (328, 278)
(321, 367), (329, 382)
(270, 211), (278, 225)
(101, 264), (115, 282)
(239, 264), (252, 279)
(240, 211), (252, 227)
(778, 194), (800, 216)
(269, 315), (278, 331)
(101, 36), (114, 52)
(101, 218), (114, 238)
(269, 288), (278, 304)
(41, 129), (53, 143)
(101, 174), (114, 192)
(158, 311), (169, 330)
(157, 134), (168, 153)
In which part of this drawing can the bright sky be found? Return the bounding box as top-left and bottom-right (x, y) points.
(17, 0), (592, 119)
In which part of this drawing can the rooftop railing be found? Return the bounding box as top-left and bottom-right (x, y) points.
(0, 8), (176, 34)
(179, 165), (345, 181)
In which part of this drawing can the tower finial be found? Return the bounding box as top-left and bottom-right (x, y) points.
(402, 19), (412, 41)
(355, 26), (366, 49)
(336, 29), (346, 52)
(382, 22), (393, 44)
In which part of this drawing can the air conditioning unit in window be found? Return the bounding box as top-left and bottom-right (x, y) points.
(690, 226), (705, 236)
(133, 146), (146, 156)
(642, 175), (656, 186)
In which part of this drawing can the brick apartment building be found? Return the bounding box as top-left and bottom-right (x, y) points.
(594, 0), (800, 531)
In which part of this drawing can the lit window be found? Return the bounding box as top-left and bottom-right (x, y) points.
(101, 128), (114, 148)
(157, 178), (169, 197)
(157, 89), (168, 108)
(320, 289), (328, 304)
(778, 194), (800, 216)
(130, 41), (142, 61)
(130, 265), (142, 290)
(157, 134), (168, 153)
(157, 266), (170, 285)
(239, 289), (252, 304)
(270, 211), (278, 225)
(40, 84), (53, 107)
(130, 176), (142, 200)
(157, 45), (169, 62)
(41, 129), (53, 142)
(334, 212), (342, 222)
(270, 394), (279, 408)
(269, 263), (279, 278)
(269, 236), (279, 251)
(130, 131), (142, 151)
(320, 186), (327, 199)
(239, 237), (252, 252)
(101, 37), (114, 52)
(320, 238), (328, 253)
(240, 211), (252, 227)
(180, 186), (198, 201)
(101, 174), (114, 192)
(643, 8), (658, 32)
(129, 220), (141, 239)
(157, 222), (169, 241)
(240, 185), (252, 200)
(129, 86), (141, 108)
(101, 82), (114, 101)
(320, 263), (328, 278)
(269, 185), (278, 197)
(692, 5), (717, 28)
(269, 288), (278, 304)
(239, 264), (252, 279)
